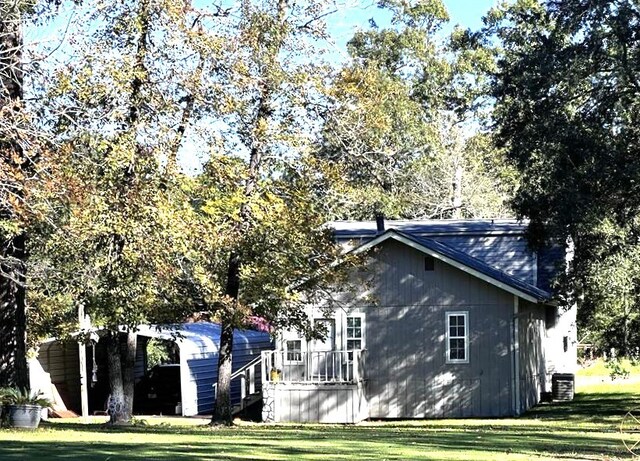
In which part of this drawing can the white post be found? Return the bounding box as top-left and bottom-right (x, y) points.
(78, 304), (89, 419)
(261, 351), (267, 383)
(249, 365), (255, 394)
(239, 374), (246, 409)
(353, 351), (359, 382)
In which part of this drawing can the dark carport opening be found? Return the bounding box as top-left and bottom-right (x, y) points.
(133, 337), (182, 416)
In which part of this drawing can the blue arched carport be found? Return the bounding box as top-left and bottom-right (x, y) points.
(136, 323), (273, 416)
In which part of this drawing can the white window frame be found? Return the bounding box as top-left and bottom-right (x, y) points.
(446, 311), (469, 364)
(345, 313), (365, 356)
(284, 338), (304, 364)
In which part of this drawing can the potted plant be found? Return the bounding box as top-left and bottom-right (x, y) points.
(1, 388), (51, 429)
(269, 367), (282, 381)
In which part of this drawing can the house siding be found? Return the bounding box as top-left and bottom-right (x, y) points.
(38, 341), (82, 413)
(273, 236), (558, 422)
(344, 240), (518, 418)
(518, 300), (546, 413)
(263, 382), (367, 423)
(543, 304), (578, 377)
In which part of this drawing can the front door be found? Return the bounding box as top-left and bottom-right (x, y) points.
(311, 319), (336, 380)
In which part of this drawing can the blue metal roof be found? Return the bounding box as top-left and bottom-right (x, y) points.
(331, 219), (529, 239)
(333, 218), (564, 298)
(537, 243), (565, 293)
(137, 322), (270, 352)
(136, 322), (273, 415)
(400, 231), (551, 302)
(430, 234), (536, 285)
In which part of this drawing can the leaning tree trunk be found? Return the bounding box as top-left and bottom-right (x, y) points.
(0, 1), (28, 389)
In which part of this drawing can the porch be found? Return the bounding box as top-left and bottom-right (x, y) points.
(260, 350), (368, 423)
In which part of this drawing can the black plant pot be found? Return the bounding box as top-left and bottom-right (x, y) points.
(6, 404), (42, 429)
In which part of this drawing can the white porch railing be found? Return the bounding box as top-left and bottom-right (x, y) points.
(261, 350), (364, 384)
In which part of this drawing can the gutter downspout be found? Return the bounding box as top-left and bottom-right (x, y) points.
(513, 295), (521, 415)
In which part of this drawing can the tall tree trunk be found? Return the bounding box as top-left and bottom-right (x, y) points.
(104, 0), (149, 422)
(105, 331), (128, 424)
(451, 162), (463, 219)
(211, 254), (240, 425)
(210, 0), (288, 426)
(0, 1), (28, 389)
(105, 330), (137, 425)
(122, 331), (137, 418)
(212, 319), (235, 424)
(0, 235), (27, 388)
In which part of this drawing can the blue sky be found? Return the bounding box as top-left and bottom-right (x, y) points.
(444, 0), (498, 30)
(30, 0), (499, 65)
(325, 0), (498, 62)
(331, 1), (498, 37)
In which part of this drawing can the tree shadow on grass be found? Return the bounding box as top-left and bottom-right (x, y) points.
(4, 420), (635, 461)
(38, 420), (211, 435)
(0, 440), (314, 461)
(8, 389), (636, 460)
(0, 427), (631, 460)
(526, 391), (640, 424)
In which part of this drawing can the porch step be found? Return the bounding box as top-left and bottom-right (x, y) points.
(243, 392), (262, 408)
(231, 392), (262, 420)
(50, 409), (79, 418)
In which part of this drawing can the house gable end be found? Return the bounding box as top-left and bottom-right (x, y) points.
(351, 230), (551, 304)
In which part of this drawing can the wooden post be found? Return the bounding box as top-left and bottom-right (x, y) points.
(78, 304), (89, 419)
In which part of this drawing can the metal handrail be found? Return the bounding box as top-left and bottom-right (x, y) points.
(212, 355), (263, 411)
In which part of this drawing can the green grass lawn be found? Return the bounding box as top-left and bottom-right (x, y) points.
(1, 380), (639, 461)
(577, 358), (640, 377)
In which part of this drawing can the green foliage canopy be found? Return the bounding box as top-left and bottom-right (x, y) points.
(485, 0), (640, 352)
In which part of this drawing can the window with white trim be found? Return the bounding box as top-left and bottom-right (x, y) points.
(285, 339), (302, 363)
(446, 311), (469, 363)
(346, 315), (364, 360)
